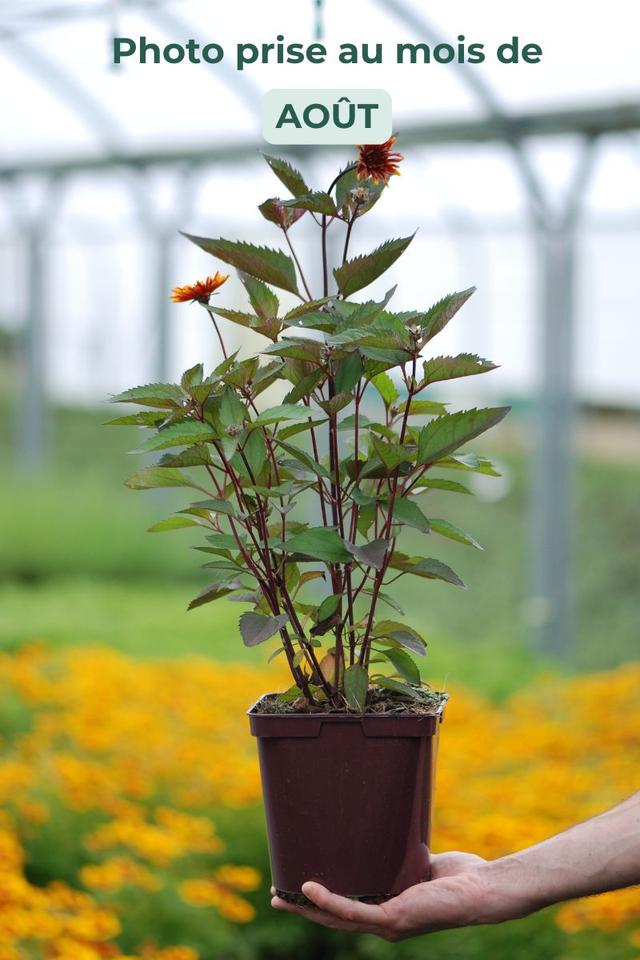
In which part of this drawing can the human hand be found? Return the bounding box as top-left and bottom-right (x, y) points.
(271, 852), (515, 941)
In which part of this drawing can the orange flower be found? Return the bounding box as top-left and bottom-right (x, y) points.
(170, 273), (228, 304)
(355, 136), (403, 185)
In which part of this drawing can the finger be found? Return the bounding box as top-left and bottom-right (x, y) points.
(301, 882), (388, 926)
(271, 895), (375, 933)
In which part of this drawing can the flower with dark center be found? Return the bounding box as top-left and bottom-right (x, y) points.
(355, 136), (403, 186)
(170, 272), (229, 303)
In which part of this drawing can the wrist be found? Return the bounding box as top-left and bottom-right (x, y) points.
(472, 855), (546, 924)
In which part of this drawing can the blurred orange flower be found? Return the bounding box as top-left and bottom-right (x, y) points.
(170, 273), (228, 303)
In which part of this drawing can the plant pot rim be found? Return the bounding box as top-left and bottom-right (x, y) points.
(248, 693), (447, 739)
(247, 693), (448, 719)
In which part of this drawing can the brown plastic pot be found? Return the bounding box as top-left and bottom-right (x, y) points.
(248, 698), (445, 901)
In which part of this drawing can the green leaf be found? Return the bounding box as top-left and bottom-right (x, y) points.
(282, 298), (332, 322)
(397, 399), (448, 417)
(278, 418), (326, 441)
(335, 351), (364, 393)
(148, 516), (203, 533)
(430, 518), (483, 549)
(371, 436), (409, 471)
(372, 676), (424, 700)
(275, 439), (331, 479)
(423, 354), (497, 385)
(283, 370), (325, 404)
(420, 288), (476, 342)
(380, 646), (421, 684)
(283, 527), (350, 564)
(190, 498), (235, 515)
(263, 154), (309, 196)
(389, 497), (430, 533)
(239, 429), (267, 479)
(124, 466), (198, 491)
(283, 192), (337, 216)
(105, 411), (168, 427)
(140, 421), (217, 452)
(417, 407), (510, 467)
(183, 234), (300, 296)
(370, 372), (399, 407)
(181, 363), (204, 390)
(316, 594), (341, 622)
(413, 478), (472, 495)
(435, 453), (501, 476)
(250, 404), (311, 428)
(317, 392), (352, 417)
(188, 579), (243, 610)
(239, 611), (289, 647)
(241, 274), (279, 321)
(110, 382), (183, 409)
(344, 664), (368, 712)
(345, 538), (389, 570)
(157, 446), (215, 468)
(389, 555), (466, 588)
(374, 620), (426, 656)
(334, 235), (415, 297)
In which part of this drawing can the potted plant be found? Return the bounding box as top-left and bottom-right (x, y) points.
(108, 138), (509, 905)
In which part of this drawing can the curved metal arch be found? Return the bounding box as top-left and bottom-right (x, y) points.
(0, 30), (125, 152)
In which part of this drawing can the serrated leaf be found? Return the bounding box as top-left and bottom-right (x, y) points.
(389, 555), (466, 588)
(317, 392), (352, 417)
(283, 191), (337, 216)
(345, 538), (389, 570)
(413, 478), (472, 495)
(181, 363), (204, 390)
(240, 273), (279, 322)
(344, 664), (368, 712)
(335, 351), (365, 393)
(263, 154), (309, 196)
(430, 518), (483, 549)
(188, 579), (242, 610)
(389, 497), (430, 533)
(423, 354), (497, 385)
(250, 404), (310, 428)
(278, 418), (326, 441)
(379, 646), (421, 684)
(190, 498), (236, 517)
(239, 612), (289, 647)
(111, 382), (183, 409)
(157, 446), (215, 468)
(283, 370), (325, 404)
(240, 429), (267, 479)
(374, 620), (426, 656)
(334, 235), (414, 297)
(140, 421), (217, 452)
(370, 372), (399, 407)
(283, 527), (350, 564)
(435, 453), (501, 476)
(275, 439), (331, 479)
(420, 288), (476, 342)
(283, 298), (332, 322)
(371, 436), (409, 471)
(148, 516), (203, 533)
(372, 676), (424, 700)
(397, 399), (448, 417)
(105, 411), (168, 427)
(417, 407), (510, 467)
(183, 234), (300, 296)
(124, 466), (198, 491)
